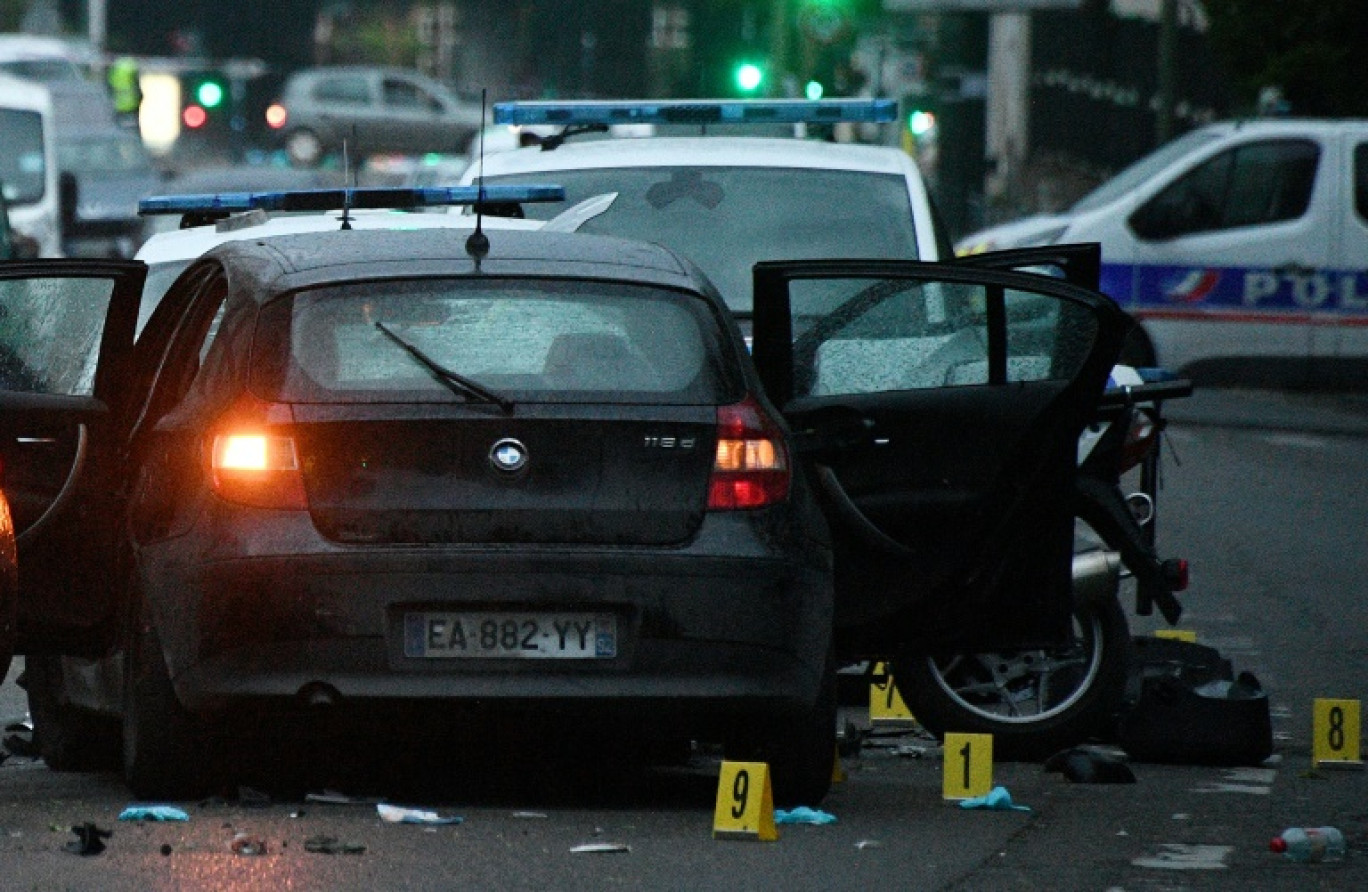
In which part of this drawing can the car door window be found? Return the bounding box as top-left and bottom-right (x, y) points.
(788, 278), (1085, 397)
(0, 276), (115, 395)
(1130, 139), (1320, 240)
(382, 78), (439, 111)
(312, 75), (370, 105)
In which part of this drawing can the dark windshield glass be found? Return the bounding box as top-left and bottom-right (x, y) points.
(486, 166), (921, 312)
(0, 109), (46, 205)
(1070, 128), (1223, 213)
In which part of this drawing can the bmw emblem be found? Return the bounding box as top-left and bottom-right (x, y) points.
(489, 438), (528, 473)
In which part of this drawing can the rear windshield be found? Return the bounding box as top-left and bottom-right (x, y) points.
(0, 109), (46, 205)
(252, 278), (736, 405)
(486, 166), (921, 313)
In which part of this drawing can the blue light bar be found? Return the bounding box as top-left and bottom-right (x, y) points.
(138, 185), (566, 216)
(493, 99), (898, 127)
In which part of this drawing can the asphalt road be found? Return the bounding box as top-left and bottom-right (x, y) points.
(0, 386), (1365, 890)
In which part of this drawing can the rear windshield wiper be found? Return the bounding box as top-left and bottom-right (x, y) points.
(374, 322), (515, 415)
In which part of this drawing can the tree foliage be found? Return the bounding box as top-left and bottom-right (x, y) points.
(1201, 0), (1368, 116)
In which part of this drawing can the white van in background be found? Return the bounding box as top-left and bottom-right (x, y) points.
(957, 119), (1368, 384)
(0, 73), (60, 257)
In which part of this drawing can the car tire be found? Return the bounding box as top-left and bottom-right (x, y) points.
(24, 654), (121, 771)
(122, 602), (210, 800)
(727, 654), (837, 808)
(285, 129), (324, 167)
(896, 591), (1131, 762)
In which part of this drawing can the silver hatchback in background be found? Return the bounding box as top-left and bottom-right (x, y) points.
(269, 65), (485, 167)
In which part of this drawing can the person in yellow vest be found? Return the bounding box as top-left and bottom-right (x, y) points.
(107, 56), (142, 128)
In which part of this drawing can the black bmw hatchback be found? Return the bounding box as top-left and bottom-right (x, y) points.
(0, 211), (1126, 805)
(0, 227), (836, 802)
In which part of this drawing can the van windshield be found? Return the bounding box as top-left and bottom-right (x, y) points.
(0, 109), (46, 205)
(1070, 128), (1223, 214)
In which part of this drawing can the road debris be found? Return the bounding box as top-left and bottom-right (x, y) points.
(230, 832), (268, 855)
(774, 807), (837, 825)
(305, 834), (367, 855)
(306, 790), (385, 806)
(118, 805), (190, 822)
(958, 786), (1031, 812)
(64, 823), (111, 856)
(1043, 747), (1137, 784)
(376, 804), (463, 825)
(570, 842), (630, 853)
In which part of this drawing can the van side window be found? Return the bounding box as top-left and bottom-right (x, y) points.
(1355, 143), (1368, 222)
(1129, 139), (1319, 240)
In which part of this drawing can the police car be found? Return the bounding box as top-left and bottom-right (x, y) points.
(956, 118), (1368, 382)
(458, 99), (954, 319)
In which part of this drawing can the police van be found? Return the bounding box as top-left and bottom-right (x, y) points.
(957, 119), (1368, 382)
(0, 72), (60, 257)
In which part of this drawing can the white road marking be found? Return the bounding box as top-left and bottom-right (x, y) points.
(1133, 843), (1233, 870)
(1262, 433), (1329, 449)
(1192, 767), (1275, 794)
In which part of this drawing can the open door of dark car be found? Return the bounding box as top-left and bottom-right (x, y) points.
(0, 260), (145, 658)
(750, 258), (1126, 659)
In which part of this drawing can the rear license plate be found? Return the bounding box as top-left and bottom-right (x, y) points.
(403, 612), (618, 659)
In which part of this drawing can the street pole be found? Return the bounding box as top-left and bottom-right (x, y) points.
(88, 0), (106, 54)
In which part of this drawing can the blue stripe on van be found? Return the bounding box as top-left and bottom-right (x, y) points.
(1100, 262), (1368, 316)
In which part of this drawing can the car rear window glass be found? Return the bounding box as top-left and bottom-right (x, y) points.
(485, 167), (921, 313)
(252, 278), (734, 405)
(0, 109), (46, 205)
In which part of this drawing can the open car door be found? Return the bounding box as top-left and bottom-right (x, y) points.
(956, 242), (1102, 292)
(0, 260), (145, 657)
(750, 258), (1125, 658)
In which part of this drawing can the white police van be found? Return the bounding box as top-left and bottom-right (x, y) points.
(957, 119), (1368, 381)
(0, 72), (60, 257)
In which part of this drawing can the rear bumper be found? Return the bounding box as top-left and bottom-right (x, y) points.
(139, 512), (833, 722)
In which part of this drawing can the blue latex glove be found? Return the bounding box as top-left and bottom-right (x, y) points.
(774, 806), (837, 825)
(376, 803), (463, 825)
(958, 786), (1031, 812)
(118, 804), (190, 821)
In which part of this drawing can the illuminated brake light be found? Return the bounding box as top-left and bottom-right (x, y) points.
(211, 433), (307, 509)
(708, 396), (790, 510)
(182, 104), (208, 129)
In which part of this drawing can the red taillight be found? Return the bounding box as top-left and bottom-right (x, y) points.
(265, 102), (287, 129)
(707, 396), (790, 510)
(209, 401), (308, 510)
(1163, 558), (1189, 592)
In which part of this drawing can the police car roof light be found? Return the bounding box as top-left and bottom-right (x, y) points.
(138, 185), (566, 217)
(493, 99), (898, 127)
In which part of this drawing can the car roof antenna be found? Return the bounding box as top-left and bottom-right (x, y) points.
(465, 88), (490, 266)
(339, 131), (356, 230)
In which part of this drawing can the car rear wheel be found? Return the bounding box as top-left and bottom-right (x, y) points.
(122, 602), (210, 799)
(24, 654), (120, 771)
(896, 591), (1131, 761)
(286, 128), (324, 167)
(726, 655), (837, 808)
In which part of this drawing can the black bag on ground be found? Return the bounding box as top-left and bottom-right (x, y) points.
(1115, 637), (1273, 767)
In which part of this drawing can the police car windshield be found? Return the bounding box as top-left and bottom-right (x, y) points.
(484, 166), (920, 313)
(1070, 128), (1223, 214)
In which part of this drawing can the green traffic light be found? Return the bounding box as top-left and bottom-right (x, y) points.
(735, 63), (763, 93)
(805, 80), (824, 101)
(196, 80), (225, 109)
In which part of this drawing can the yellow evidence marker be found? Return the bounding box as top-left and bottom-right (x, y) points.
(1312, 698), (1364, 769)
(713, 761), (779, 841)
(943, 732), (993, 800)
(870, 661), (915, 722)
(1153, 629), (1198, 642)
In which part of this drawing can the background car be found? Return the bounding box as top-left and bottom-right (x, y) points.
(56, 126), (163, 258)
(268, 65), (484, 167)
